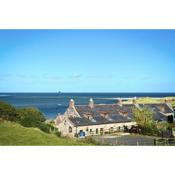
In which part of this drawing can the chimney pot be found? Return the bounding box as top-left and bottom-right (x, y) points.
(89, 98), (94, 109)
(117, 98), (122, 106)
(69, 99), (75, 108)
(132, 97), (137, 104)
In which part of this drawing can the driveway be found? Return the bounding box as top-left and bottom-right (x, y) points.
(92, 133), (155, 146)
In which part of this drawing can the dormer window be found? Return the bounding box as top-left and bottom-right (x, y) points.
(100, 112), (109, 119)
(84, 113), (93, 120)
(123, 111), (128, 117)
(159, 106), (165, 112)
(119, 110), (128, 117)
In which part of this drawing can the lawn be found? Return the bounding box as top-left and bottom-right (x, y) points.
(0, 121), (95, 146)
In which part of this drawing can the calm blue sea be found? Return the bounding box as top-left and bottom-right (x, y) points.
(0, 93), (175, 119)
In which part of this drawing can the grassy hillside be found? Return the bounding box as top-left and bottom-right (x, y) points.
(0, 121), (94, 146)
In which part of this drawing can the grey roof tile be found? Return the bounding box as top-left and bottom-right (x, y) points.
(67, 103), (173, 126)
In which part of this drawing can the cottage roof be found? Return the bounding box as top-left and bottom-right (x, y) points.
(69, 104), (134, 126)
(138, 103), (173, 114)
(67, 103), (173, 126)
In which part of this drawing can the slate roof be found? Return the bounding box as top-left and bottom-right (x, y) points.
(138, 103), (173, 122)
(69, 104), (134, 126)
(138, 103), (173, 114)
(67, 103), (173, 126)
(69, 114), (132, 126)
(153, 112), (167, 122)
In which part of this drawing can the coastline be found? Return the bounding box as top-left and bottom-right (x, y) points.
(0, 93), (175, 119)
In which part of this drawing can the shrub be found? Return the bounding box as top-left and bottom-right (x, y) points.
(133, 107), (158, 135)
(171, 102), (175, 109)
(0, 101), (20, 122)
(55, 131), (62, 137)
(36, 122), (50, 133)
(17, 107), (53, 133)
(17, 107), (46, 128)
(132, 107), (171, 136)
(0, 102), (57, 134)
(74, 133), (78, 137)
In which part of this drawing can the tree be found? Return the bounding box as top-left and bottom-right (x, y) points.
(132, 107), (156, 134)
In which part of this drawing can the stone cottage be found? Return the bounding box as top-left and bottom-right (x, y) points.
(55, 98), (174, 137)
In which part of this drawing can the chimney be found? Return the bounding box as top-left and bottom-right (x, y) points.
(132, 97), (137, 105)
(69, 99), (75, 109)
(159, 106), (165, 112)
(89, 98), (94, 109)
(117, 98), (122, 106)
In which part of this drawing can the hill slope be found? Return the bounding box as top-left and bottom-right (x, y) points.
(0, 122), (94, 146)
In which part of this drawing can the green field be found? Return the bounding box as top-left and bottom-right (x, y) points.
(0, 121), (94, 146)
(126, 97), (175, 104)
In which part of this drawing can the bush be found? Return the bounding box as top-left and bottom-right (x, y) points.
(36, 122), (50, 133)
(55, 131), (62, 137)
(132, 107), (170, 136)
(0, 101), (20, 122)
(17, 107), (46, 128)
(133, 107), (158, 135)
(17, 107), (53, 133)
(171, 102), (175, 109)
(0, 102), (79, 138)
(74, 133), (78, 137)
(133, 107), (154, 131)
(0, 102), (57, 134)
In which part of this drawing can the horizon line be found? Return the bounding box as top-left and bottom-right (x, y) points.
(0, 92), (175, 94)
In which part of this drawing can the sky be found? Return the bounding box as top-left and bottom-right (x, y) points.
(0, 29), (175, 92)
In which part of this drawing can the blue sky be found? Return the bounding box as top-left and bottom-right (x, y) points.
(0, 30), (175, 92)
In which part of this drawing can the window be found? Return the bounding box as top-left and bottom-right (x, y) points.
(100, 128), (104, 135)
(96, 128), (98, 134)
(69, 126), (72, 133)
(109, 127), (114, 133)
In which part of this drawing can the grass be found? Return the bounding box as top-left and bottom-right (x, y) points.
(126, 97), (175, 104)
(0, 121), (95, 146)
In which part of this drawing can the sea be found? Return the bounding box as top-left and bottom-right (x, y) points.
(0, 92), (175, 119)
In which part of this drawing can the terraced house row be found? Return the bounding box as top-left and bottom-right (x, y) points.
(55, 98), (174, 137)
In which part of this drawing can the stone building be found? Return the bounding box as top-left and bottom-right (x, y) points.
(55, 98), (174, 137)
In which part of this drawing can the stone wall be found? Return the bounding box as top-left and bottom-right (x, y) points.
(56, 117), (75, 137)
(57, 118), (136, 137)
(76, 122), (136, 137)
